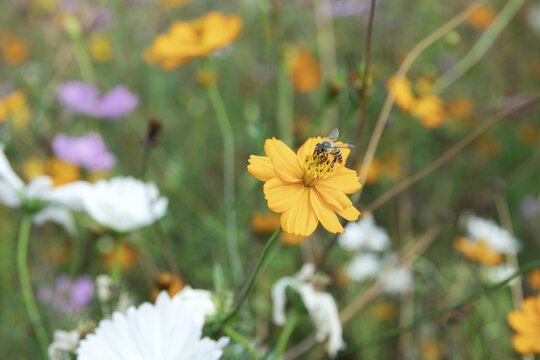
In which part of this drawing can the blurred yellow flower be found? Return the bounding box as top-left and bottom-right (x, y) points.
(507, 295), (540, 354)
(104, 243), (138, 269)
(159, 0), (191, 9)
(453, 237), (503, 266)
(286, 48), (321, 93)
(33, 0), (59, 12)
(387, 75), (417, 112)
(151, 272), (184, 302)
(280, 232), (305, 246)
(421, 340), (443, 360)
(362, 158), (381, 185)
(415, 76), (434, 97)
(144, 12), (242, 70)
(196, 69), (218, 86)
(23, 157), (46, 181)
(527, 269), (540, 291)
(88, 34), (112, 63)
(448, 97), (474, 119)
(412, 95), (447, 128)
(45, 158), (81, 186)
(251, 212), (307, 245)
(467, 5), (497, 29)
(1, 31), (30, 65)
(248, 136), (361, 236)
(0, 90), (30, 125)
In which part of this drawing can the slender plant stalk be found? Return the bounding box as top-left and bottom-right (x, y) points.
(17, 215), (49, 358)
(277, 60), (294, 145)
(432, 0), (527, 94)
(364, 91), (540, 212)
(355, 0), (376, 158)
(224, 326), (261, 360)
(219, 227), (282, 329)
(111, 238), (124, 284)
(354, 0), (485, 202)
(206, 82), (242, 283)
(273, 313), (299, 359)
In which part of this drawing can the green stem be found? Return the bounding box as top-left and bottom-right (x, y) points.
(277, 60), (293, 145)
(432, 0), (526, 94)
(348, 259), (540, 351)
(111, 238), (124, 284)
(224, 326), (261, 360)
(273, 312), (299, 359)
(17, 215), (49, 358)
(219, 227), (282, 329)
(206, 81), (242, 283)
(71, 35), (97, 83)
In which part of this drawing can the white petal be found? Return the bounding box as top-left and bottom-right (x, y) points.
(32, 206), (76, 235)
(0, 145), (24, 192)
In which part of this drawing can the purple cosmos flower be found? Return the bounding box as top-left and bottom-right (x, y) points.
(57, 81), (139, 120)
(52, 133), (116, 171)
(38, 274), (94, 313)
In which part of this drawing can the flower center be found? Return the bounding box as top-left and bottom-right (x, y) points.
(303, 152), (335, 187)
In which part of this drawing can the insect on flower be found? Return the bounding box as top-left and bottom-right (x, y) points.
(314, 128), (355, 168)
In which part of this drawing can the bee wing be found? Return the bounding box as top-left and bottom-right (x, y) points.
(330, 143), (355, 149)
(327, 128), (339, 142)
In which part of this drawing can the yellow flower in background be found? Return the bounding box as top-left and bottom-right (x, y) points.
(196, 69), (218, 87)
(421, 340), (443, 360)
(415, 76), (434, 97)
(448, 97), (474, 119)
(528, 269), (540, 291)
(144, 12), (242, 70)
(248, 136), (362, 236)
(412, 95), (447, 128)
(33, 0), (59, 13)
(23, 157), (45, 181)
(88, 34), (112, 63)
(251, 212), (307, 245)
(24, 157), (80, 187)
(0, 90), (30, 125)
(104, 243), (138, 270)
(386, 75), (417, 112)
(280, 232), (305, 245)
(453, 237), (503, 266)
(362, 158), (381, 185)
(507, 295), (540, 354)
(1, 31), (30, 65)
(151, 272), (184, 302)
(286, 48), (321, 93)
(159, 0), (191, 9)
(467, 5), (497, 30)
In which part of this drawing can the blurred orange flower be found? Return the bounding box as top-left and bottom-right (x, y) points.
(453, 237), (503, 266)
(507, 295), (540, 354)
(23, 157), (80, 187)
(448, 97), (474, 119)
(144, 12), (242, 70)
(248, 137), (361, 236)
(387, 75), (417, 112)
(151, 272), (184, 302)
(104, 243), (138, 269)
(467, 5), (497, 29)
(0, 90), (28, 123)
(412, 95), (447, 128)
(1, 31), (30, 65)
(528, 269), (540, 290)
(287, 48), (321, 93)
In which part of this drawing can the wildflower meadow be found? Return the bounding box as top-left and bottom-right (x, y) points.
(1, 0), (540, 359)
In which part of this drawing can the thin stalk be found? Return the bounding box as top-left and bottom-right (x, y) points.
(218, 227), (282, 329)
(273, 313), (299, 359)
(17, 215), (49, 358)
(432, 0), (527, 94)
(354, 1), (484, 202)
(70, 34), (97, 83)
(224, 326), (261, 360)
(355, 0), (376, 158)
(206, 82), (242, 283)
(277, 60), (294, 145)
(111, 238), (123, 284)
(364, 91), (540, 212)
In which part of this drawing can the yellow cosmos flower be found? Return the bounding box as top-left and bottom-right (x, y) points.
(248, 137), (362, 236)
(286, 48), (322, 93)
(507, 295), (540, 354)
(448, 96), (474, 119)
(467, 5), (497, 30)
(1, 31), (30, 65)
(386, 75), (417, 112)
(412, 95), (447, 128)
(453, 237), (503, 266)
(88, 34), (112, 63)
(45, 158), (81, 186)
(144, 12), (242, 70)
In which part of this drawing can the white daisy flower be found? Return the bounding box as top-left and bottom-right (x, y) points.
(0, 145), (88, 234)
(338, 214), (390, 252)
(48, 329), (79, 360)
(463, 214), (520, 254)
(80, 176), (168, 233)
(346, 253), (382, 282)
(77, 291), (229, 360)
(176, 286), (217, 316)
(482, 263), (519, 286)
(377, 255), (413, 294)
(272, 264), (345, 358)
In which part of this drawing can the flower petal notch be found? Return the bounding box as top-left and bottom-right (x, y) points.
(248, 131), (361, 236)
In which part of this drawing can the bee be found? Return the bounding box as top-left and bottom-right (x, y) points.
(314, 128), (355, 168)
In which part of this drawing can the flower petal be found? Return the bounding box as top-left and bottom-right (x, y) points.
(264, 177), (304, 213)
(315, 183), (353, 211)
(248, 155), (275, 182)
(280, 188), (318, 236)
(264, 138), (303, 183)
(320, 167), (362, 194)
(310, 189), (344, 234)
(337, 205), (361, 222)
(296, 137), (323, 168)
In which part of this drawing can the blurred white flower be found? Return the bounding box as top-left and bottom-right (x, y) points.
(378, 255), (413, 294)
(96, 274), (114, 303)
(48, 329), (79, 360)
(77, 291), (229, 360)
(272, 264), (345, 358)
(338, 214), (390, 252)
(463, 214), (520, 254)
(177, 286), (217, 316)
(346, 253), (382, 281)
(80, 176), (168, 233)
(0, 145), (88, 234)
(528, 3), (540, 36)
(482, 263), (519, 286)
